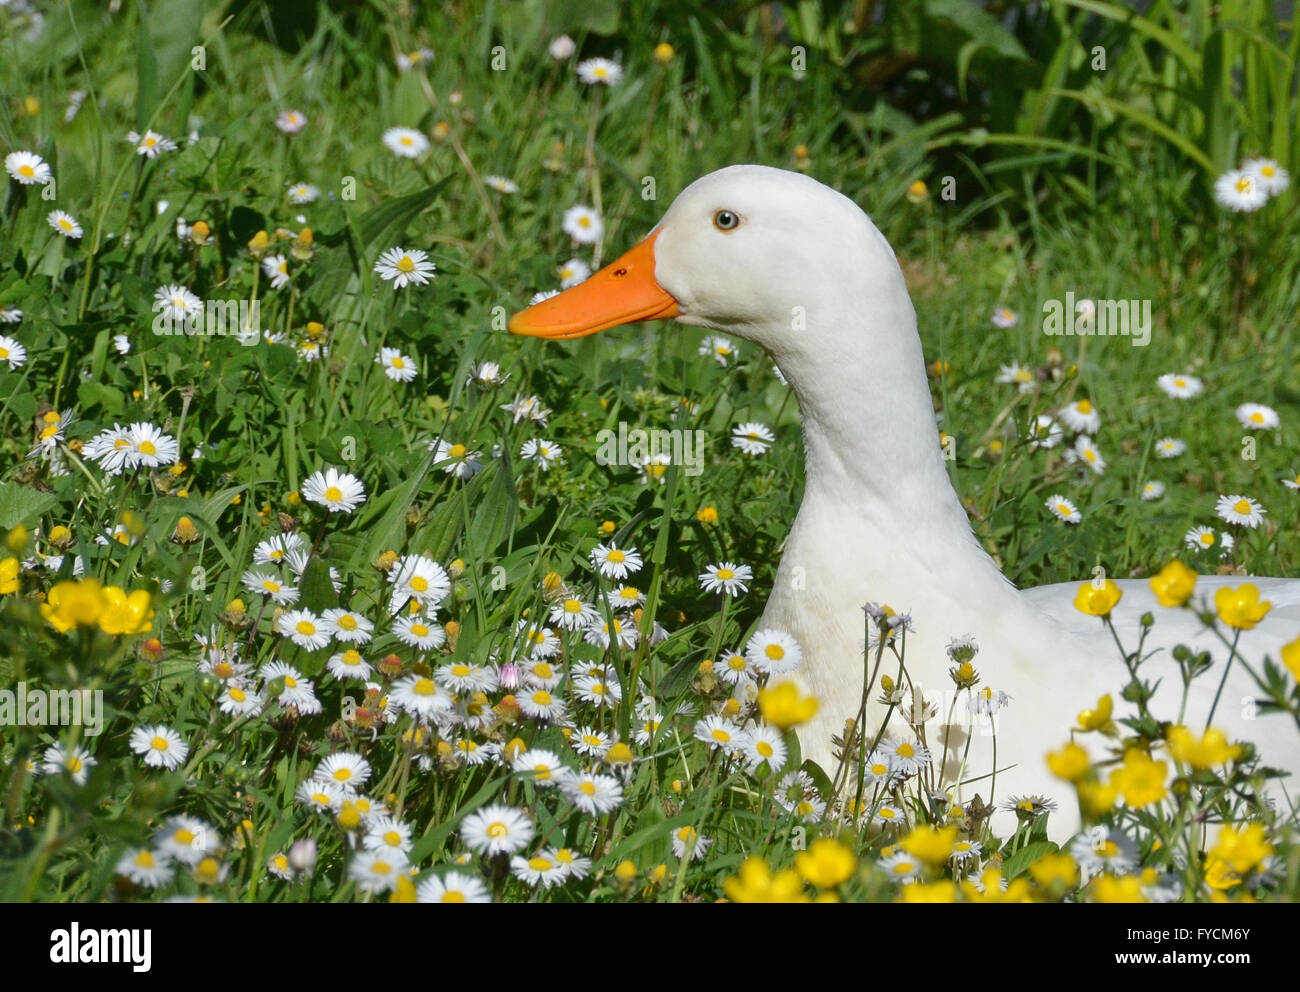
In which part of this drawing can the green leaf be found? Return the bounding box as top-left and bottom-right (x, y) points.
(0, 481), (58, 529)
(299, 555), (337, 613)
(1001, 840), (1058, 879)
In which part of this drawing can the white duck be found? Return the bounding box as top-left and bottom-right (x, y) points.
(511, 164), (1300, 838)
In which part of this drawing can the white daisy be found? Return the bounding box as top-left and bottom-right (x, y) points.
(561, 772), (624, 814)
(571, 727), (613, 759)
(716, 649), (755, 686)
(1242, 157), (1290, 196)
(469, 361), (508, 388)
(393, 615), (446, 651)
(126, 129), (178, 157)
(362, 814), (412, 855)
(1183, 526), (1221, 552)
(326, 648), (372, 680)
(671, 825), (713, 862)
(698, 561), (752, 596)
(511, 851), (568, 888)
(47, 210), (83, 239)
(997, 361), (1035, 392)
(287, 181), (319, 204)
(1214, 169), (1268, 212)
(320, 608), (373, 644)
(389, 674), (454, 720)
(5, 150), (51, 185)
(274, 110), (308, 134)
(460, 804), (535, 855)
(562, 205), (603, 244)
(1045, 494), (1081, 523)
(549, 596), (599, 631)
(589, 542), (642, 579)
(1216, 494), (1265, 528)
(40, 742), (96, 785)
(1154, 437), (1186, 459)
(512, 748), (569, 788)
(241, 569), (300, 605)
(576, 58), (623, 85)
(277, 609), (330, 651)
(558, 257), (591, 288)
(373, 246), (436, 288)
(349, 850), (406, 894)
(296, 779), (344, 813)
(261, 254), (289, 289)
(500, 394), (551, 425)
(154, 283), (202, 324)
(116, 848), (174, 888)
(217, 682), (262, 717)
(1028, 413), (1063, 449)
(879, 851), (923, 881)
(746, 628), (803, 676)
(732, 422), (775, 455)
(382, 126), (429, 158)
(521, 438), (563, 470)
(129, 725), (189, 770)
(1141, 480), (1166, 501)
(376, 346), (418, 382)
(253, 532), (307, 565)
(584, 615), (638, 651)
(1059, 399), (1100, 433)
(743, 724), (788, 774)
(517, 686), (566, 722)
(484, 175), (519, 194)
(1235, 402), (1279, 431)
(417, 870), (492, 903)
(431, 439), (482, 478)
(699, 335), (738, 365)
(1156, 373), (1203, 399)
(302, 467), (366, 513)
(991, 307), (1019, 328)
(113, 333), (131, 354)
(694, 715), (746, 752)
(315, 752), (372, 791)
(1073, 435), (1106, 474)
(390, 554), (451, 611)
(0, 336), (28, 370)
(0, 305), (23, 324)
(1282, 471), (1300, 492)
(155, 815), (219, 866)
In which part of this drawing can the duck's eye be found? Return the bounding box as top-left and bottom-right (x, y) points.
(712, 209), (740, 232)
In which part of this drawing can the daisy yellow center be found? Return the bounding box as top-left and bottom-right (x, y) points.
(296, 620), (316, 636)
(324, 486), (343, 502)
(333, 768), (352, 781)
(18, 164), (35, 177)
(1261, 165), (1276, 177)
(138, 440), (157, 455)
(564, 599), (582, 613)
(312, 792), (330, 804)
(400, 136), (413, 146)
(337, 614), (357, 630)
(411, 623), (429, 637)
(229, 687), (247, 702)
(533, 690), (553, 705)
(342, 650), (360, 664)
(539, 446), (549, 456)
(1174, 379), (1186, 387)
(372, 860), (391, 874)
(529, 857), (552, 871)
(871, 763), (889, 776)
(151, 736), (168, 751)
(607, 550), (625, 563)
(67, 756), (83, 773)
(448, 443), (467, 458)
(620, 588), (639, 600)
(413, 677), (436, 695)
(1249, 412), (1264, 423)
(452, 664), (470, 677)
(796, 800), (815, 815)
(1084, 449), (1096, 462)
(578, 215), (592, 226)
(175, 828), (195, 845)
(392, 356), (405, 368)
(114, 438), (131, 449)
(1235, 177), (1252, 193)
(716, 568), (734, 580)
(0, 348), (8, 359)
(1101, 840), (1118, 857)
(727, 655), (746, 671)
(533, 764), (551, 779)
(284, 675), (298, 687)
(1234, 499), (1251, 514)
(892, 862), (916, 876)
(1200, 533), (1215, 546)
(533, 663), (553, 679)
(144, 136), (158, 147)
(1057, 503), (1071, 514)
(898, 742), (915, 759)
(711, 727), (732, 743)
(396, 256), (415, 274)
(173, 297), (188, 309)
(262, 579), (281, 592)
(580, 781), (596, 796)
(214, 661), (233, 678)
(757, 740), (774, 757)
(1076, 400), (1092, 414)
(1014, 370), (1031, 382)
(879, 807), (896, 818)
(716, 345), (730, 355)
(135, 851), (155, 868)
(41, 425), (58, 440)
(1018, 799), (1034, 811)
(384, 830), (401, 845)
(59, 218), (73, 231)
(765, 644), (784, 661)
(410, 576), (428, 592)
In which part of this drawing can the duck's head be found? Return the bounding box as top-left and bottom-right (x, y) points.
(509, 164), (911, 361)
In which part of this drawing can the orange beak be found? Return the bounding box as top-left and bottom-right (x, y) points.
(508, 229), (681, 339)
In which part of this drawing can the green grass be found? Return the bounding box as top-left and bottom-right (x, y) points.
(0, 0), (1297, 903)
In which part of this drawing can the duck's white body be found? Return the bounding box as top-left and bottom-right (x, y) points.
(513, 164), (1300, 839)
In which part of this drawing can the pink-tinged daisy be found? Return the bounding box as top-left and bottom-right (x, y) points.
(302, 467), (366, 513)
(732, 421), (776, 456)
(991, 307), (1018, 328)
(548, 35), (576, 60)
(382, 126), (429, 158)
(5, 150), (51, 185)
(274, 109), (308, 134)
(562, 204), (603, 243)
(1235, 402), (1279, 431)
(374, 246), (435, 287)
(377, 346), (418, 382)
(126, 129), (178, 157)
(460, 804), (534, 855)
(698, 561), (752, 596)
(1216, 494), (1266, 528)
(576, 57), (623, 85)
(129, 724), (189, 770)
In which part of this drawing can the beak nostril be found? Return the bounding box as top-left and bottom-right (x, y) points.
(613, 267), (628, 277)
